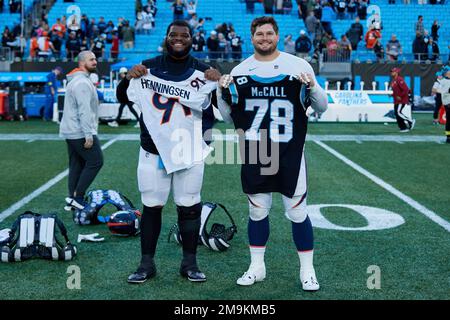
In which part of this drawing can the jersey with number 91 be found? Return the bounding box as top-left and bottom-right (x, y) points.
(127, 68), (217, 174)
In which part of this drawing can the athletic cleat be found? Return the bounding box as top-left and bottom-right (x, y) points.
(65, 197), (86, 210)
(127, 269), (156, 284)
(300, 270), (320, 291)
(410, 119), (416, 131)
(128, 258), (157, 284)
(236, 266), (266, 286)
(64, 205), (74, 212)
(180, 269), (207, 282)
(108, 121), (119, 127)
(134, 122), (140, 128)
(399, 129), (409, 133)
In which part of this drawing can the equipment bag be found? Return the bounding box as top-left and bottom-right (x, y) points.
(0, 211), (77, 262)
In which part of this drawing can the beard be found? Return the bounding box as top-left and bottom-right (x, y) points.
(86, 65), (97, 73)
(166, 40), (192, 59)
(253, 42), (277, 56)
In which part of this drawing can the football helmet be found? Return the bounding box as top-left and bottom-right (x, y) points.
(168, 202), (237, 252)
(107, 210), (141, 236)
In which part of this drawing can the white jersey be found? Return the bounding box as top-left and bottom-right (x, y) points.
(216, 51), (328, 123)
(437, 77), (450, 105)
(127, 68), (217, 173)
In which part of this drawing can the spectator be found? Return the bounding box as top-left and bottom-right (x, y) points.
(412, 31), (427, 61)
(187, 1), (197, 19)
(195, 18), (205, 34)
(229, 30), (243, 60)
(373, 39), (384, 61)
(305, 11), (318, 40)
(338, 34), (352, 61)
(296, 0), (308, 21)
(121, 20), (135, 49)
(172, 0), (186, 21)
(347, 0), (357, 19)
(206, 30), (219, 59)
(104, 21), (115, 43)
(264, 0), (274, 14)
(90, 34), (106, 59)
(325, 36), (339, 61)
(284, 34), (296, 55)
(313, 0), (322, 20)
(188, 13), (199, 29)
(336, 0), (346, 20)
(142, 6), (154, 34)
(357, 0), (368, 20)
(346, 17), (364, 50)
(192, 30), (206, 58)
(37, 32), (55, 60)
(365, 24), (381, 50)
(295, 30), (312, 59)
(117, 17), (124, 39)
(320, 3), (335, 36)
(386, 34), (402, 61)
(97, 17), (107, 34)
(30, 19), (41, 37)
(6, 35), (25, 59)
(51, 19), (65, 59)
(431, 20), (440, 41)
(80, 14), (90, 39)
(245, 0), (256, 14)
(135, 10), (145, 34)
(111, 31), (120, 59)
(283, 0), (293, 14)
(415, 15), (424, 37)
(66, 31), (82, 60)
(217, 32), (229, 59)
(428, 38), (440, 61)
(1, 27), (13, 48)
(29, 34), (39, 59)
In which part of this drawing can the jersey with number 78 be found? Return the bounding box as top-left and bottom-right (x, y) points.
(221, 74), (311, 197)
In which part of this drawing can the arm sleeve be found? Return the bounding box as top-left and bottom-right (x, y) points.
(215, 85), (233, 124)
(303, 62), (328, 113)
(75, 83), (96, 139)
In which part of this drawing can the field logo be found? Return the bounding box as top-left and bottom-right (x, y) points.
(367, 265), (381, 290)
(66, 265), (81, 290)
(307, 204), (405, 231)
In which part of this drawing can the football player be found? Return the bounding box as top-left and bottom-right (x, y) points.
(216, 16), (328, 291)
(116, 20), (221, 283)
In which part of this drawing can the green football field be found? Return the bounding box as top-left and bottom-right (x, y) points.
(0, 114), (449, 300)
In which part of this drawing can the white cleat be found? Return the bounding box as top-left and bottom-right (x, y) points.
(410, 119), (416, 131)
(301, 270), (320, 291)
(236, 266), (266, 286)
(108, 121), (119, 127)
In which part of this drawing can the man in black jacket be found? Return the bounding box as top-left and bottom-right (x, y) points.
(116, 20), (220, 284)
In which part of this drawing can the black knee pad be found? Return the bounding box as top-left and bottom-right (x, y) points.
(177, 203), (202, 221)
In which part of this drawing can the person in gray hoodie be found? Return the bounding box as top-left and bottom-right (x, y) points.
(59, 50), (104, 210)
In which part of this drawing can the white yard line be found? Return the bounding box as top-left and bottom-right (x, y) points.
(0, 138), (118, 223)
(0, 134), (444, 143)
(314, 140), (450, 233)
